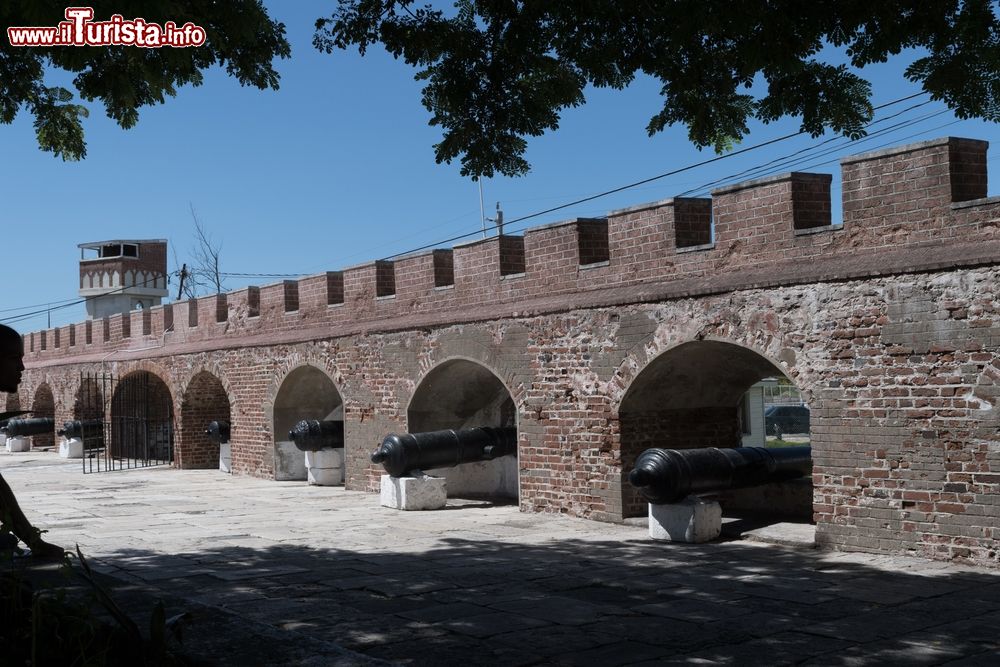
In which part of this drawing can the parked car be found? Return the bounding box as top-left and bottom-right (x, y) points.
(764, 404), (810, 438)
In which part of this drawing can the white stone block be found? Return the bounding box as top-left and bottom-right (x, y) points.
(59, 437), (84, 459)
(308, 466), (343, 486)
(305, 448), (344, 486)
(380, 472), (447, 511)
(427, 455), (518, 499)
(274, 440), (306, 481)
(648, 497), (722, 543)
(7, 436), (30, 453)
(0, 433), (6, 449)
(219, 442), (232, 473)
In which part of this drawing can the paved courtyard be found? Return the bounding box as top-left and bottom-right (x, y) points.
(2, 450), (998, 666)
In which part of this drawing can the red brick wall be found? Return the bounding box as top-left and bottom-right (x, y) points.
(16, 136), (1000, 567)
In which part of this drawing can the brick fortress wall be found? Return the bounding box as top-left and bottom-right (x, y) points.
(16, 137), (1000, 566)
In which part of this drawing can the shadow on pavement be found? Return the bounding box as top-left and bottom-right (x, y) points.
(87, 534), (1000, 666)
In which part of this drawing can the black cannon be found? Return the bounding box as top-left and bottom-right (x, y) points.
(3, 418), (55, 438)
(57, 419), (104, 440)
(629, 446), (812, 505)
(371, 427), (517, 477)
(288, 420), (344, 452)
(205, 420), (231, 445)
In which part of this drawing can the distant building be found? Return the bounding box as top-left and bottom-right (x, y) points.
(78, 239), (168, 319)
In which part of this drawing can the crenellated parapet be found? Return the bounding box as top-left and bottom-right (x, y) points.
(22, 137), (999, 364)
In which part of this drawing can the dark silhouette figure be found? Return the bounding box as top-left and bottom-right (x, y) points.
(0, 324), (62, 558)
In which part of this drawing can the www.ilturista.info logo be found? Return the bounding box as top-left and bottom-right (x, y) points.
(7, 7), (206, 48)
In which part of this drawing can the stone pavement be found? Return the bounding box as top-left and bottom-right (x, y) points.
(2, 451), (998, 666)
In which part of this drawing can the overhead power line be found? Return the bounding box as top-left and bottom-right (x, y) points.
(381, 91), (931, 260)
(1, 271), (179, 327)
(0, 297), (82, 314)
(5, 91), (944, 317)
(218, 271), (302, 278)
(678, 107), (951, 198)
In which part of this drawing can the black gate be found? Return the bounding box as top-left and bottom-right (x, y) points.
(79, 372), (174, 473)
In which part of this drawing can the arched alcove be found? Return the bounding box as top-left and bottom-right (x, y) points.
(620, 340), (811, 520)
(31, 383), (55, 449)
(407, 358), (518, 500)
(179, 371), (231, 470)
(110, 371), (174, 464)
(73, 377), (105, 422)
(272, 365), (343, 481)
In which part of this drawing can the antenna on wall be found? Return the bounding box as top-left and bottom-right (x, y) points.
(494, 202), (504, 236)
(483, 201), (504, 237)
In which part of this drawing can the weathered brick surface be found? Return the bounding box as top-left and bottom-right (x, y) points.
(15, 137), (1000, 567)
(30, 382), (55, 449)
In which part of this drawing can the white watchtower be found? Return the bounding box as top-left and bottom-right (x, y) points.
(78, 239), (169, 319)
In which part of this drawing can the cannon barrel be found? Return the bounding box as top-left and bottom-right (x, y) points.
(205, 420), (231, 445)
(629, 446), (812, 505)
(57, 419), (104, 439)
(4, 418), (55, 438)
(371, 427), (517, 477)
(288, 420), (344, 452)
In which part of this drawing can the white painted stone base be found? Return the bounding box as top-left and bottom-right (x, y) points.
(0, 434), (6, 449)
(427, 455), (518, 499)
(380, 472), (447, 510)
(649, 497), (722, 543)
(274, 440), (306, 481)
(219, 443), (232, 473)
(305, 448), (344, 486)
(7, 436), (30, 453)
(7, 435), (31, 452)
(59, 437), (84, 459)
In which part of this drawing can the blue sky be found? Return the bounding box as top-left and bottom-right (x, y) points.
(3, 1), (998, 331)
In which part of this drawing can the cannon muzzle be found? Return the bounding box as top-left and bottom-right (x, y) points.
(205, 420), (231, 444)
(371, 427), (517, 477)
(288, 420), (344, 452)
(629, 446), (812, 505)
(4, 418), (55, 438)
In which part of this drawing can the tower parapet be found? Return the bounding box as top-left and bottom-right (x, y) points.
(78, 239), (169, 319)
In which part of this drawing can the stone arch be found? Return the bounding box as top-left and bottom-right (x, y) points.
(177, 370), (231, 470)
(5, 392), (21, 412)
(112, 360), (176, 413)
(413, 338), (527, 411)
(110, 370), (174, 463)
(406, 357), (518, 500)
(618, 338), (812, 519)
(31, 383), (55, 449)
(270, 363), (344, 481)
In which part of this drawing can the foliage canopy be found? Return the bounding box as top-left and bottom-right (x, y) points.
(316, 0), (1000, 177)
